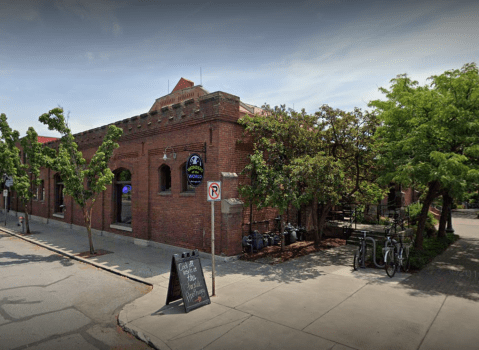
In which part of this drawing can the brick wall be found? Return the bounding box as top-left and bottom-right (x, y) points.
(9, 89), (269, 256)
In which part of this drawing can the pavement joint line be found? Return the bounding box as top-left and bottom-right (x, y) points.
(168, 314), (251, 341)
(300, 281), (370, 332)
(416, 294), (448, 350)
(227, 282), (284, 310)
(200, 314), (253, 350)
(245, 312), (340, 346)
(0, 227), (153, 288)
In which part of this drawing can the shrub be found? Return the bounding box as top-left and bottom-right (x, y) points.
(408, 232), (459, 270)
(408, 202), (438, 226)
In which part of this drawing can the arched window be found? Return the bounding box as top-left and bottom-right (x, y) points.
(180, 162), (195, 193)
(54, 174), (64, 214)
(114, 169), (132, 225)
(159, 164), (171, 192)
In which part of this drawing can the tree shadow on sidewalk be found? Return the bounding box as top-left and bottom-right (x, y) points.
(399, 237), (479, 301)
(0, 251), (74, 267)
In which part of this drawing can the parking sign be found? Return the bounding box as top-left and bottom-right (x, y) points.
(207, 181), (221, 202)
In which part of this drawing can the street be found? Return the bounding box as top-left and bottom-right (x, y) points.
(0, 231), (152, 349)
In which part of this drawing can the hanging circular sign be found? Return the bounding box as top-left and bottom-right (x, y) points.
(122, 185), (131, 194)
(186, 153), (204, 187)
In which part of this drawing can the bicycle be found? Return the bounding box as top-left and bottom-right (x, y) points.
(353, 231), (386, 271)
(384, 233), (413, 278)
(353, 231), (367, 270)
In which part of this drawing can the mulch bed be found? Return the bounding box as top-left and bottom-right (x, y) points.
(240, 238), (346, 264)
(76, 249), (113, 259)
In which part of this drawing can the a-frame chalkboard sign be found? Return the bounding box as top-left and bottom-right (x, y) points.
(166, 249), (211, 313)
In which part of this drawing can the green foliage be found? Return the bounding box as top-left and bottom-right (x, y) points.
(0, 114), (46, 233)
(369, 63), (479, 249)
(408, 202), (437, 225)
(238, 105), (316, 214)
(239, 104), (384, 246)
(39, 107), (122, 253)
(39, 107), (123, 209)
(408, 232), (459, 270)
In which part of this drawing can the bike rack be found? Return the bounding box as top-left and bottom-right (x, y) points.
(357, 231), (387, 269)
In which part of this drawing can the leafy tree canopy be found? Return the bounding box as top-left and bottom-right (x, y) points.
(369, 62), (479, 248)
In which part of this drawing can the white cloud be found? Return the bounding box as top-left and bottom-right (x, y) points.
(236, 0), (479, 112)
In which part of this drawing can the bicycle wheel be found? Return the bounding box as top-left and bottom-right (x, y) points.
(385, 250), (396, 278)
(353, 248), (361, 271)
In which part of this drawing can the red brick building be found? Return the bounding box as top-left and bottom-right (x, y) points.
(7, 78), (271, 256)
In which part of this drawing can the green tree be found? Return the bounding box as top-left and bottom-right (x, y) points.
(0, 114), (45, 233)
(290, 106), (384, 245)
(239, 105), (312, 249)
(0, 114), (20, 219)
(369, 63), (479, 249)
(239, 104), (383, 248)
(40, 107), (123, 254)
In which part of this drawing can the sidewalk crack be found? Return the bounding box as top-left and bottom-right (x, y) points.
(168, 315), (250, 341)
(416, 295), (447, 350)
(200, 314), (253, 349)
(301, 282), (369, 332)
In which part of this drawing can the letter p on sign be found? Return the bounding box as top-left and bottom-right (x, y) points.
(207, 181), (221, 201)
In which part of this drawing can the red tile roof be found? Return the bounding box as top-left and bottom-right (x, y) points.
(37, 136), (58, 144)
(172, 78), (194, 92)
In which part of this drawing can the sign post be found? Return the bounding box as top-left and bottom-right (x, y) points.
(207, 181), (221, 296)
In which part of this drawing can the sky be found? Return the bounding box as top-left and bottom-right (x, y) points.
(1, 0), (478, 137)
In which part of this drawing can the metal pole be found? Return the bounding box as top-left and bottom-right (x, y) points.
(4, 195), (6, 226)
(211, 200), (216, 296)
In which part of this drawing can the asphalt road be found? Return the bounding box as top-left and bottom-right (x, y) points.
(0, 231), (153, 350)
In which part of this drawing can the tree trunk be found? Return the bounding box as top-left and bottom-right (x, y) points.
(23, 202), (31, 234)
(415, 181), (441, 250)
(312, 195), (320, 247)
(437, 193), (452, 238)
(318, 203), (332, 244)
(279, 214), (285, 251)
(83, 207), (95, 254)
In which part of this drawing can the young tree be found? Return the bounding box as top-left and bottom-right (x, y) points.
(0, 114), (20, 216)
(0, 114), (45, 233)
(39, 107), (123, 254)
(369, 63), (479, 249)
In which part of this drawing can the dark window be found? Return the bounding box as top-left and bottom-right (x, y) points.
(180, 162), (195, 193)
(54, 174), (64, 213)
(114, 169), (132, 225)
(159, 165), (171, 192)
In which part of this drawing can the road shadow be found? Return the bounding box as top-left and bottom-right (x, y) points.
(0, 251), (74, 267)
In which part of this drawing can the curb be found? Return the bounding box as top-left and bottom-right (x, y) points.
(0, 227), (153, 287)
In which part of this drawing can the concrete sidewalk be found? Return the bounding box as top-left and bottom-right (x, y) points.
(1, 214), (479, 350)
